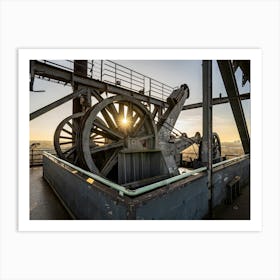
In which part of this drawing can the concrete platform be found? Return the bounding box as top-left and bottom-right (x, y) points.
(30, 167), (71, 220)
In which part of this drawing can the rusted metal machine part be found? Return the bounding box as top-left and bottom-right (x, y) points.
(157, 84), (194, 176)
(53, 112), (84, 165)
(78, 95), (158, 181)
(53, 82), (202, 185)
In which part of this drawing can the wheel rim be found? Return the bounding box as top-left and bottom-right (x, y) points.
(54, 112), (84, 165)
(198, 132), (222, 161)
(212, 132), (221, 159)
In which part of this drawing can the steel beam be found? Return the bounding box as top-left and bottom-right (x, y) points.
(201, 60), (213, 216)
(182, 93), (250, 110)
(73, 60), (89, 114)
(30, 89), (86, 120)
(217, 61), (250, 154)
(201, 61), (213, 164)
(31, 60), (167, 108)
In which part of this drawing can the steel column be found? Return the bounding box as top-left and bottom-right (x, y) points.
(73, 60), (89, 114)
(202, 60), (213, 215)
(217, 60), (250, 154)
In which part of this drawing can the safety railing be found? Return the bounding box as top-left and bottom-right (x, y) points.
(43, 152), (249, 197)
(38, 60), (175, 102)
(30, 148), (56, 167)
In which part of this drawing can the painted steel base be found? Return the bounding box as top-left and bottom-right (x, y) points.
(43, 154), (250, 220)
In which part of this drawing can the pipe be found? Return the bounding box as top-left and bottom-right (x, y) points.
(44, 152), (249, 197)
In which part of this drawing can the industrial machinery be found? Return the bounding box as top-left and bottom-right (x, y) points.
(53, 82), (222, 187)
(30, 59), (250, 220)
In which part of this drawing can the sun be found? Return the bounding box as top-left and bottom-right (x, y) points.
(121, 117), (129, 126)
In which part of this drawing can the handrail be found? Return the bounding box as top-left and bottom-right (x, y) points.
(30, 148), (56, 166)
(38, 59), (175, 102)
(43, 152), (249, 197)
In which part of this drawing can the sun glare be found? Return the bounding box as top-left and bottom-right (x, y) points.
(121, 118), (128, 126)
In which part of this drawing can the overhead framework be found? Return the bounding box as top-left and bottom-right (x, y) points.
(182, 92), (250, 110)
(30, 60), (250, 119)
(217, 60), (250, 154)
(30, 59), (250, 187)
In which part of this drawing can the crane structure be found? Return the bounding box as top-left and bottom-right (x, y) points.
(30, 59), (250, 220)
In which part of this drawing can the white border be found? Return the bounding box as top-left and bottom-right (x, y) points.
(19, 49), (262, 231)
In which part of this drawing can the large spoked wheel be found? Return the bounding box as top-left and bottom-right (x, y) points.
(212, 132), (221, 159)
(198, 132), (222, 161)
(78, 95), (157, 178)
(54, 112), (84, 165)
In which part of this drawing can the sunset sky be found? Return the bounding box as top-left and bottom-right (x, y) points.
(29, 60), (250, 143)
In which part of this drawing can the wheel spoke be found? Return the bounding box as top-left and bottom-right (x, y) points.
(127, 103), (133, 119)
(92, 117), (107, 129)
(92, 140), (106, 144)
(62, 128), (73, 135)
(100, 149), (120, 176)
(101, 108), (117, 130)
(93, 119), (123, 140)
(119, 103), (124, 120)
(131, 115), (146, 136)
(91, 129), (113, 140)
(91, 135), (104, 140)
(66, 121), (73, 129)
(90, 134), (104, 141)
(59, 141), (74, 145)
(107, 103), (119, 124)
(63, 145), (76, 157)
(90, 140), (124, 154)
(131, 111), (143, 128)
(59, 136), (73, 140)
(66, 121), (78, 133)
(73, 155), (79, 165)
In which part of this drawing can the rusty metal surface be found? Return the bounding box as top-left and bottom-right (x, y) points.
(42, 154), (250, 220)
(43, 156), (129, 219)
